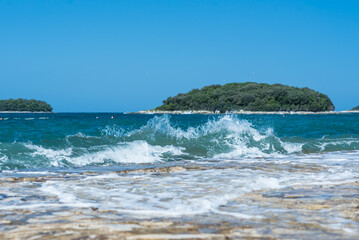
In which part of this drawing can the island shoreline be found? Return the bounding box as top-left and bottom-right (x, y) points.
(0, 111), (54, 113)
(131, 110), (359, 115)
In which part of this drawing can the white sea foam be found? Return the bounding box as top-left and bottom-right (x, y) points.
(35, 154), (359, 219)
(40, 168), (286, 218)
(0, 154), (9, 169)
(40, 181), (94, 208)
(316, 139), (359, 152)
(104, 115), (265, 140)
(133, 114), (267, 140)
(280, 141), (304, 154)
(102, 125), (126, 137)
(1, 171), (54, 175)
(1, 149), (358, 228)
(24, 143), (73, 167)
(103, 115), (304, 159)
(0, 154), (8, 162)
(67, 132), (96, 139)
(69, 141), (185, 165)
(24, 141), (185, 166)
(18, 115), (359, 167)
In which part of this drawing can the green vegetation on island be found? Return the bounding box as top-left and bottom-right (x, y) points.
(0, 99), (53, 112)
(155, 82), (335, 112)
(351, 106), (359, 111)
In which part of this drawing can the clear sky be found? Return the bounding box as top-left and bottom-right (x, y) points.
(0, 0), (358, 112)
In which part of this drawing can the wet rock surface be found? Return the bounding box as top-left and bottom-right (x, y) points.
(0, 162), (358, 239)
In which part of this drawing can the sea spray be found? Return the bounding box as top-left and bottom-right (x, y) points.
(1, 113), (359, 238)
(0, 113), (358, 170)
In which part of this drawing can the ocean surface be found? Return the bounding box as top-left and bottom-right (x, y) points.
(1, 113), (359, 238)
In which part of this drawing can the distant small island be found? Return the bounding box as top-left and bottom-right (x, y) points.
(0, 99), (53, 112)
(154, 82), (335, 113)
(352, 106), (359, 111)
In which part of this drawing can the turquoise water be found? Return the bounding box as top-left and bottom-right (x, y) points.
(1, 113), (359, 237)
(0, 113), (358, 170)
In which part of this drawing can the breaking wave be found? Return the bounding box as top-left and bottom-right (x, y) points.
(0, 114), (359, 169)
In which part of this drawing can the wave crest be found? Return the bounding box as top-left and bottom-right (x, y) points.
(102, 115), (304, 158)
(1, 114), (358, 169)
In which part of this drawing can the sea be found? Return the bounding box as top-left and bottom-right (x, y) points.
(0, 113), (359, 239)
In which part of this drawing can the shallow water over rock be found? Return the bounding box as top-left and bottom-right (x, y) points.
(1, 155), (358, 239)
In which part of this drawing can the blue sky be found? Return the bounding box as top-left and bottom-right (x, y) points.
(0, 0), (358, 112)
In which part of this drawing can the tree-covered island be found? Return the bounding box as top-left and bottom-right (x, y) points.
(0, 99), (53, 112)
(351, 106), (359, 111)
(154, 82), (335, 112)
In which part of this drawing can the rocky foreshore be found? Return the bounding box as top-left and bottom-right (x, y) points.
(1, 162), (358, 240)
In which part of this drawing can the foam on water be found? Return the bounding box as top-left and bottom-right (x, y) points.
(316, 139), (359, 152)
(37, 168), (283, 217)
(104, 115), (305, 159)
(1, 113), (358, 236)
(21, 141), (185, 167)
(32, 151), (359, 219)
(0, 114), (358, 169)
(119, 115), (268, 141)
(0, 154), (8, 162)
(69, 140), (185, 165)
(25, 143), (73, 167)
